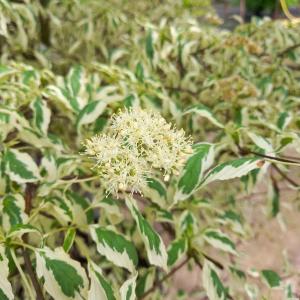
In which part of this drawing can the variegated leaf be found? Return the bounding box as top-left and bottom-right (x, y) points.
(277, 112), (292, 131)
(67, 65), (87, 109)
(179, 211), (198, 235)
(45, 196), (73, 225)
(183, 104), (224, 128)
(94, 197), (122, 225)
(41, 152), (58, 183)
(120, 273), (138, 300)
(203, 229), (236, 255)
(0, 245), (14, 300)
(7, 224), (40, 239)
(90, 225), (138, 273)
(76, 100), (107, 129)
(44, 85), (74, 112)
(218, 210), (244, 235)
(143, 177), (167, 207)
(201, 157), (264, 187)
(175, 143), (214, 202)
(36, 247), (89, 300)
(135, 268), (155, 298)
(125, 198), (168, 271)
(30, 97), (51, 135)
(63, 228), (76, 253)
(88, 261), (117, 300)
(202, 260), (228, 300)
(247, 132), (274, 155)
(1, 193), (28, 232)
(66, 191), (93, 227)
(5, 149), (40, 183)
(167, 238), (187, 267)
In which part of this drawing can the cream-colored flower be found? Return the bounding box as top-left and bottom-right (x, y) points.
(84, 134), (148, 195)
(111, 108), (193, 174)
(83, 108), (192, 195)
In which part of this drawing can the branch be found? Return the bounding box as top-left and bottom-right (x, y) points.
(22, 248), (45, 300)
(22, 184), (45, 300)
(238, 147), (300, 165)
(272, 164), (299, 188)
(202, 253), (224, 270)
(139, 257), (191, 300)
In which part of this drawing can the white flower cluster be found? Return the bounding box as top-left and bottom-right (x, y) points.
(84, 108), (192, 195)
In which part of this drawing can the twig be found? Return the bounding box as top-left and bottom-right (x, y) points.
(139, 257), (191, 300)
(239, 146), (300, 165)
(202, 253), (224, 270)
(278, 43), (300, 57)
(10, 249), (35, 300)
(22, 184), (45, 300)
(22, 249), (45, 300)
(272, 164), (299, 188)
(164, 86), (199, 96)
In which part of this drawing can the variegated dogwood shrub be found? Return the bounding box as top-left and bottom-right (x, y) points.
(0, 1), (300, 299)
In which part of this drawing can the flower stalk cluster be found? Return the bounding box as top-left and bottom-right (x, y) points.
(83, 108), (192, 195)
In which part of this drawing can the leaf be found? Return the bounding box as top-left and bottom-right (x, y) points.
(151, 204), (173, 223)
(1, 193), (28, 232)
(135, 62), (144, 82)
(167, 238), (187, 267)
(7, 224), (40, 238)
(122, 94), (138, 108)
(45, 85), (74, 112)
(277, 112), (292, 131)
(247, 132), (274, 154)
(90, 225), (138, 273)
(76, 100), (107, 129)
(229, 266), (246, 281)
(261, 270), (281, 288)
(120, 273), (138, 300)
(201, 157), (263, 187)
(203, 229), (236, 255)
(145, 29), (154, 60)
(67, 65), (85, 99)
(202, 260), (228, 300)
(36, 247), (88, 300)
(95, 197), (122, 224)
(179, 211), (198, 235)
(135, 268), (155, 298)
(0, 245), (14, 300)
(183, 104), (224, 128)
(175, 143), (214, 202)
(5, 149), (40, 183)
(66, 191), (93, 226)
(88, 261), (117, 300)
(45, 196), (73, 225)
(218, 210), (244, 235)
(143, 177), (167, 207)
(30, 97), (51, 135)
(267, 178), (280, 218)
(125, 198), (168, 271)
(63, 228), (76, 253)
(41, 152), (58, 183)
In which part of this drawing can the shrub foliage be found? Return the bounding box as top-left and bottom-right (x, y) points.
(0, 0), (300, 299)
